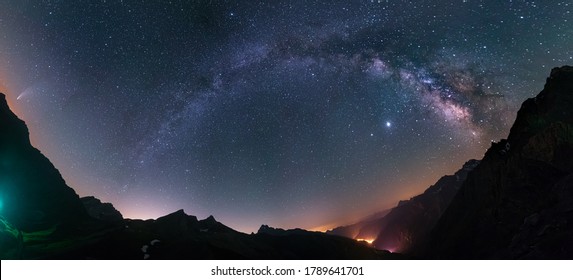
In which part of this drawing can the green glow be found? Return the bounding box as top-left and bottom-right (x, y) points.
(0, 198), (3, 212)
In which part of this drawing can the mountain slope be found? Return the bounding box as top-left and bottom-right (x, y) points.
(419, 66), (573, 259)
(371, 159), (479, 253)
(326, 160), (478, 253)
(0, 93), (87, 232)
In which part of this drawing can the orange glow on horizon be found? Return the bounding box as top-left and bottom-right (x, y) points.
(309, 165), (466, 237)
(308, 224), (334, 233)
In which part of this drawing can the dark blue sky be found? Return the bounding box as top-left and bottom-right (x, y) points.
(1, 0), (571, 232)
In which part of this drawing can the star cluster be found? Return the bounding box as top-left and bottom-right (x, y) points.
(1, 0), (571, 232)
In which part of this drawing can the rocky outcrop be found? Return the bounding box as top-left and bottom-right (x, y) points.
(81, 196), (123, 222)
(0, 93), (87, 232)
(419, 66), (573, 259)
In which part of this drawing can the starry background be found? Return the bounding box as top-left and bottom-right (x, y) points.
(0, 0), (571, 232)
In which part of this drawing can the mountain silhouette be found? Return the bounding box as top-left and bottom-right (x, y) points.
(60, 209), (397, 259)
(0, 93), (88, 233)
(1, 65), (572, 259)
(0, 95), (395, 259)
(326, 66), (573, 259)
(417, 66), (573, 259)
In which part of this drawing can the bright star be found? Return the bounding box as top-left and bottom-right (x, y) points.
(386, 121), (392, 128)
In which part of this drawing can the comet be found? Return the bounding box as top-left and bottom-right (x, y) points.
(16, 87), (33, 100)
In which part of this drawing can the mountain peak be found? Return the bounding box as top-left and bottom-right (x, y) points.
(550, 65), (573, 78)
(0, 92), (30, 147)
(1, 92), (11, 111)
(506, 65), (573, 150)
(203, 215), (216, 223)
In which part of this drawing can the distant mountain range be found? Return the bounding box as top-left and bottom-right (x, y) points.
(1, 66), (572, 259)
(327, 159), (479, 253)
(0, 92), (395, 259)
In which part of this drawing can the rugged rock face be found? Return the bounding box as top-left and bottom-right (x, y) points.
(419, 66), (573, 259)
(0, 93), (87, 232)
(81, 196), (123, 222)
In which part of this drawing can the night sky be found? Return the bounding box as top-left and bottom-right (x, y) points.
(0, 0), (571, 232)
